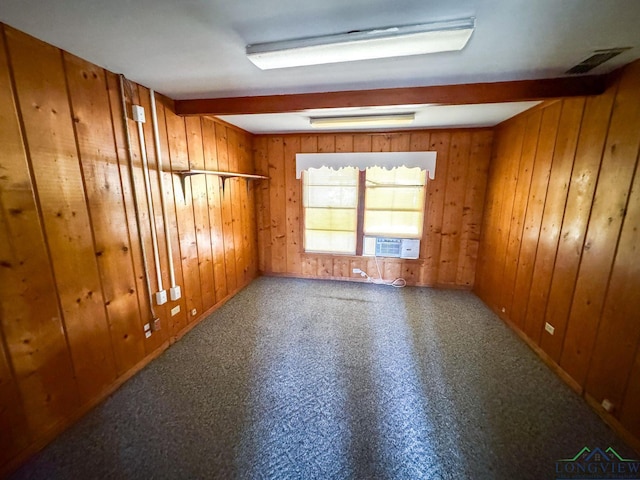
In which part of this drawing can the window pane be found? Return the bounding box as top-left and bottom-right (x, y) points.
(364, 166), (426, 239)
(366, 186), (424, 210)
(305, 208), (357, 231)
(304, 185), (358, 208)
(364, 210), (424, 237)
(305, 230), (356, 254)
(366, 166), (426, 185)
(303, 167), (358, 254)
(305, 167), (358, 186)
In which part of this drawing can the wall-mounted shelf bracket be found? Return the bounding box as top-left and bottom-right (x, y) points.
(174, 169), (269, 201)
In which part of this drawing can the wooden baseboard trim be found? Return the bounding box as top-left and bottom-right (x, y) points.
(171, 276), (257, 343)
(2, 274), (259, 478)
(259, 270), (473, 290)
(584, 394), (640, 457)
(1, 340), (170, 478)
(479, 297), (640, 455)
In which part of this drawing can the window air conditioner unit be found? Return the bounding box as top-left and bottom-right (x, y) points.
(363, 237), (420, 259)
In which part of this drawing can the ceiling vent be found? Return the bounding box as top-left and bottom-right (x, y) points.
(565, 48), (631, 74)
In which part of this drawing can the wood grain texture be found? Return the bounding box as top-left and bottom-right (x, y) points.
(149, 95), (189, 335)
(256, 130), (492, 287)
(216, 123), (238, 292)
(474, 60), (640, 446)
(0, 24), (260, 473)
(498, 112), (541, 315)
(64, 53), (146, 376)
(457, 130), (492, 286)
(185, 116), (215, 311)
(201, 117), (228, 302)
(560, 61), (640, 386)
(438, 132), (471, 285)
(540, 88), (617, 362)
(585, 154), (640, 409)
(522, 98), (584, 342)
(0, 25), (78, 445)
(105, 72), (157, 349)
(7, 27), (117, 404)
(175, 76), (609, 115)
(165, 108), (203, 321)
(509, 103), (561, 327)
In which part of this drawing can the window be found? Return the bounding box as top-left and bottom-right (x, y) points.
(303, 166), (427, 255)
(364, 166), (426, 238)
(303, 167), (359, 254)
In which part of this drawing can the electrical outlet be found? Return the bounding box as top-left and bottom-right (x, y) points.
(545, 322), (555, 335)
(352, 268), (362, 274)
(143, 323), (151, 338)
(131, 104), (146, 123)
(602, 398), (615, 413)
(191, 308), (197, 316)
(170, 285), (181, 301)
(155, 290), (167, 306)
(171, 305), (181, 316)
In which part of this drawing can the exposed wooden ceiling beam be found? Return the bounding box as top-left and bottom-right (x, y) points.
(174, 75), (609, 116)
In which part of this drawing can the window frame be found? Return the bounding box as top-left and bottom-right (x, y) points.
(302, 167), (427, 257)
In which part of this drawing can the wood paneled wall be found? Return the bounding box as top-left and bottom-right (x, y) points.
(0, 25), (258, 473)
(475, 60), (640, 446)
(254, 130), (493, 287)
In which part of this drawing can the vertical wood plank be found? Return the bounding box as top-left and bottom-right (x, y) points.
(239, 131), (256, 284)
(300, 255), (317, 277)
(371, 134), (391, 152)
(136, 85), (171, 343)
(561, 62), (640, 386)
(152, 96), (189, 335)
(585, 156), (640, 409)
(509, 103), (562, 328)
(105, 72), (158, 349)
(318, 135), (336, 153)
(438, 132), (472, 285)
(64, 53), (146, 374)
(120, 82), (167, 351)
(489, 118), (526, 310)
(498, 112), (541, 316)
(254, 136), (270, 273)
(185, 116), (215, 310)
(540, 89), (617, 361)
(165, 108), (203, 321)
(422, 132), (451, 285)
(457, 130), (492, 286)
(216, 123), (237, 291)
(522, 98), (584, 343)
(284, 136), (302, 275)
(0, 26), (78, 437)
(333, 257), (350, 278)
(268, 136), (287, 273)
(227, 128), (247, 287)
(318, 256), (334, 277)
(620, 349), (640, 438)
(201, 117), (227, 302)
(7, 27), (117, 403)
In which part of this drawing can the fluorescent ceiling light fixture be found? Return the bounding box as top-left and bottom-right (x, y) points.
(310, 113), (415, 128)
(246, 18), (475, 70)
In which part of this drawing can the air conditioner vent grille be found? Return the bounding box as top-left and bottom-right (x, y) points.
(566, 48), (631, 74)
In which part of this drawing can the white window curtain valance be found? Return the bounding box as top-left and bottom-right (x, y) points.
(295, 152), (437, 179)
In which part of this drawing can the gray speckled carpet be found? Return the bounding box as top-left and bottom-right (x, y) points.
(11, 277), (632, 479)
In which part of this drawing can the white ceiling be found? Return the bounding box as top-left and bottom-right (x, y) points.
(1, 0), (639, 133)
(219, 102), (541, 134)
